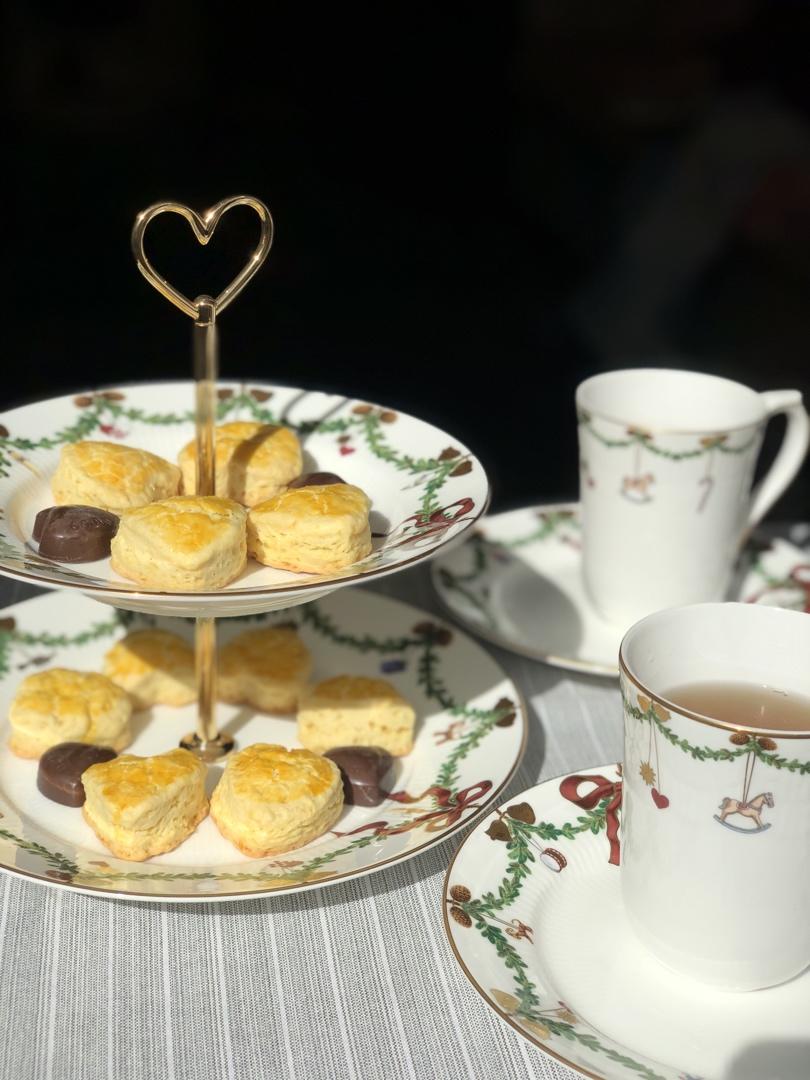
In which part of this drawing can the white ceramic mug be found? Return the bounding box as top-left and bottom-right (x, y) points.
(620, 602), (810, 991)
(577, 369), (809, 625)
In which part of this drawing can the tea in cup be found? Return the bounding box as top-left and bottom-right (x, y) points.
(620, 601), (810, 990)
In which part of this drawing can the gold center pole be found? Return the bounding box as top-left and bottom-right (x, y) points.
(193, 296), (218, 496)
(132, 195), (273, 763)
(180, 295), (234, 761)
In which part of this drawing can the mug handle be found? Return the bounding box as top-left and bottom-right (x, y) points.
(748, 390), (810, 527)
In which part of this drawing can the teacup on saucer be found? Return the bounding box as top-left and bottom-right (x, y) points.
(431, 502), (808, 677)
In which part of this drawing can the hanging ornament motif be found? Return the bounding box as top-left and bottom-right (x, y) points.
(636, 695), (670, 809)
(620, 428), (655, 503)
(714, 733), (776, 833)
(696, 433), (727, 511)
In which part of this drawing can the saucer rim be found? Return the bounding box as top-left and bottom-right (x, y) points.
(430, 501), (620, 678)
(442, 762), (619, 1079)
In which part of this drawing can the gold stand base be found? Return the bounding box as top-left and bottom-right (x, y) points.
(179, 730), (235, 762)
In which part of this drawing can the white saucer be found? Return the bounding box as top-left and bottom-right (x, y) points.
(431, 503), (808, 677)
(444, 765), (810, 1080)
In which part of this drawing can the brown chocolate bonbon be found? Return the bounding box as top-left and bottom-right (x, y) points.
(37, 742), (118, 807)
(288, 472), (346, 489)
(34, 505), (119, 562)
(324, 746), (393, 807)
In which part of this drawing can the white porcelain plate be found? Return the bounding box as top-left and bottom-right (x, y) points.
(444, 766), (810, 1080)
(0, 382), (488, 616)
(0, 588), (524, 901)
(432, 503), (808, 677)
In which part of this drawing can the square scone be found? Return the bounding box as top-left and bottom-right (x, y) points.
(51, 441), (181, 512)
(82, 748), (208, 861)
(110, 495), (246, 590)
(9, 668), (133, 759)
(297, 675), (416, 756)
(103, 629), (196, 709)
(247, 483), (372, 574)
(210, 743), (343, 856)
(178, 421), (302, 507)
(218, 626), (312, 713)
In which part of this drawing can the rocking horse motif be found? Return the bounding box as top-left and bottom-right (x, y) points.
(715, 792), (774, 833)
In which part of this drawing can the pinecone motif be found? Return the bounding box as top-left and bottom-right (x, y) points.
(448, 906), (472, 928)
(0, 617), (16, 632)
(506, 802), (535, 824)
(74, 395), (94, 407)
(438, 447), (460, 461)
(700, 434), (728, 448)
(379, 410), (397, 423)
(757, 736), (778, 751)
(450, 460), (472, 477)
(449, 884), (471, 903)
(352, 403), (373, 415)
(521, 1018), (551, 1040)
(250, 388), (273, 402)
(495, 697), (517, 727)
(0, 425), (9, 438)
(217, 388), (234, 400)
(485, 819), (511, 842)
(99, 390), (125, 401)
(652, 702), (670, 722)
(637, 694), (651, 714)
(730, 732), (750, 746)
(490, 989), (519, 1013)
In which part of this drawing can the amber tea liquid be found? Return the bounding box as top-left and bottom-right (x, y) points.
(664, 681), (810, 732)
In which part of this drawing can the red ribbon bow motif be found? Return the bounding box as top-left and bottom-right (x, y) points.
(387, 498), (477, 551)
(559, 773), (623, 866)
(333, 780), (492, 838)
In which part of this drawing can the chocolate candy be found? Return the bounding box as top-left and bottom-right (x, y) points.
(37, 742), (118, 807)
(288, 472), (346, 489)
(324, 746), (393, 807)
(34, 505), (119, 562)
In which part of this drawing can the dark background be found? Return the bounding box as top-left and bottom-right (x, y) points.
(6, 2), (810, 516)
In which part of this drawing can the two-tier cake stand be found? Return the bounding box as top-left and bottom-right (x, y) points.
(0, 196), (526, 900)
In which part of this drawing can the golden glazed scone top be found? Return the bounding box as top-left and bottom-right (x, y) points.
(219, 627), (311, 681)
(178, 421), (302, 507)
(10, 668), (130, 727)
(82, 749), (206, 817)
(104, 629), (193, 679)
(251, 483), (371, 518)
(179, 422), (301, 473)
(52, 441), (181, 510)
(118, 496), (245, 556)
(222, 743), (339, 802)
(304, 675), (406, 704)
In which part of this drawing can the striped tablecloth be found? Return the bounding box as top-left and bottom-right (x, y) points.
(0, 551), (756, 1080)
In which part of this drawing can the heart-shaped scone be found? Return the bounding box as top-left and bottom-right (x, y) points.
(131, 195), (273, 319)
(110, 495), (247, 591)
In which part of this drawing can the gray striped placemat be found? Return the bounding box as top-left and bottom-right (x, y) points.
(0, 568), (645, 1080)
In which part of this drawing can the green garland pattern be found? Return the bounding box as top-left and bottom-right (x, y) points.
(623, 693), (810, 774)
(578, 413), (758, 460)
(0, 389), (467, 519)
(0, 602), (514, 888)
(452, 806), (666, 1080)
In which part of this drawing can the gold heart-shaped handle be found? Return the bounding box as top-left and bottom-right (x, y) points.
(131, 195), (274, 319)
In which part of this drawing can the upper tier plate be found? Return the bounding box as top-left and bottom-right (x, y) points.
(0, 382), (488, 616)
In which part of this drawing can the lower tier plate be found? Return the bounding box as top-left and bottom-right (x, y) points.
(0, 588), (525, 901)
